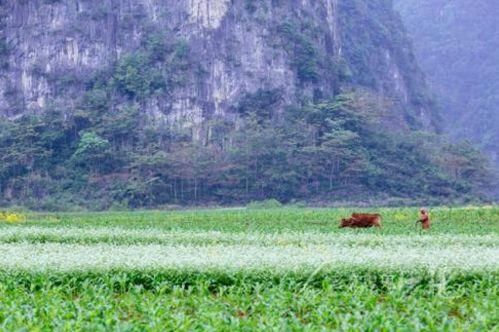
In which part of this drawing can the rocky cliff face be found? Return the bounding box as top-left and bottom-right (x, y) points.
(1, 0), (434, 135)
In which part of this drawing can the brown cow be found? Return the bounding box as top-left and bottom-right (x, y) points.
(340, 213), (382, 228)
(417, 208), (431, 230)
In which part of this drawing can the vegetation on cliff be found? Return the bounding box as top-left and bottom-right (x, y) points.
(0, 0), (495, 209)
(0, 89), (492, 210)
(395, 0), (499, 172)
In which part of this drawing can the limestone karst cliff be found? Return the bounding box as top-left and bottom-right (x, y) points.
(2, 0), (490, 209)
(1, 0), (435, 132)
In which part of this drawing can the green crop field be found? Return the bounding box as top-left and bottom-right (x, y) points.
(0, 206), (498, 330)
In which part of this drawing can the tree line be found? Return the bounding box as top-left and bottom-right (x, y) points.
(0, 91), (493, 210)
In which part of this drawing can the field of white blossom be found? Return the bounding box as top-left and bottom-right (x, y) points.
(0, 207), (497, 330)
(0, 228), (498, 273)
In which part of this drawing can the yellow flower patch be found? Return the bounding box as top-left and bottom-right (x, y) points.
(0, 212), (26, 224)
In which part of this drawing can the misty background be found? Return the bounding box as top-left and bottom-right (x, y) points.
(395, 0), (499, 178)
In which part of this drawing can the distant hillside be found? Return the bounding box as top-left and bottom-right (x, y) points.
(395, 0), (499, 177)
(0, 0), (492, 209)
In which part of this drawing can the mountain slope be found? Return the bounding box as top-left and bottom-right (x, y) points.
(0, 0), (492, 209)
(395, 0), (499, 171)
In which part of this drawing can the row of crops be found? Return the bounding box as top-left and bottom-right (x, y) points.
(0, 228), (497, 272)
(0, 206), (497, 330)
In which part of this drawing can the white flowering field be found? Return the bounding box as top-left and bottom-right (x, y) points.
(0, 207), (498, 330)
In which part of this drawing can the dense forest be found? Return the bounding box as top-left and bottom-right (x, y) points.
(0, 90), (491, 210)
(395, 0), (499, 178)
(0, 0), (495, 209)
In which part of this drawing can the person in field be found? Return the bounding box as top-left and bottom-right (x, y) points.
(340, 213), (382, 228)
(417, 208), (431, 230)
